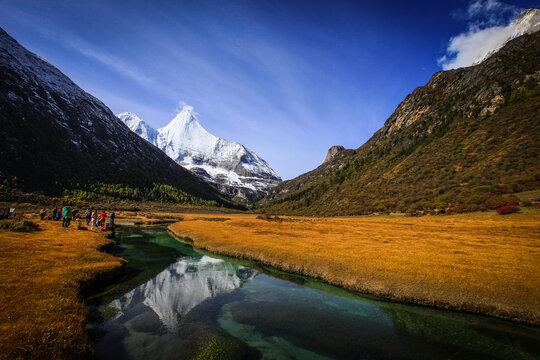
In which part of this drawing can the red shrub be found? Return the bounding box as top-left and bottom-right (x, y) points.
(446, 204), (481, 214)
(504, 195), (520, 206)
(496, 205), (519, 215)
(484, 196), (509, 209)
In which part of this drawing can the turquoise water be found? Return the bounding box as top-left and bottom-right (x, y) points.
(90, 226), (540, 360)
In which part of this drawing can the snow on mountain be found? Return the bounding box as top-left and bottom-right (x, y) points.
(118, 106), (281, 202)
(117, 112), (158, 144)
(472, 9), (540, 65)
(440, 9), (540, 70)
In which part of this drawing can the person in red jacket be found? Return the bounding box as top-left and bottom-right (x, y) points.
(100, 211), (107, 226)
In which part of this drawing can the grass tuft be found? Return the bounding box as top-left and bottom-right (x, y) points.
(0, 217), (39, 232)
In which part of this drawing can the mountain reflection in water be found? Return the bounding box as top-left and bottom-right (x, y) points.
(109, 255), (257, 332)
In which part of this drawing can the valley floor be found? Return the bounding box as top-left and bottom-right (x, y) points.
(0, 219), (125, 360)
(0, 209), (230, 359)
(1, 209), (538, 359)
(169, 209), (540, 325)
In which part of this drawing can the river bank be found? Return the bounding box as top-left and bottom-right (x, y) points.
(0, 218), (125, 359)
(168, 209), (540, 326)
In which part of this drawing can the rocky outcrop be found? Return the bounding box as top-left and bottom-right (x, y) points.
(324, 146), (345, 163)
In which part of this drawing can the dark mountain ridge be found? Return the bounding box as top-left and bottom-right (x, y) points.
(0, 27), (234, 207)
(261, 31), (540, 215)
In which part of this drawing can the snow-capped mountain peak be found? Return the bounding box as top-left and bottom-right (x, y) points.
(165, 105), (199, 128)
(118, 106), (281, 202)
(157, 106), (219, 161)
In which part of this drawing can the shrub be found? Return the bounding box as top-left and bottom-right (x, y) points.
(465, 194), (487, 205)
(256, 214), (282, 222)
(496, 205), (519, 215)
(504, 195), (520, 206)
(446, 203), (481, 214)
(405, 208), (419, 217)
(484, 195), (510, 210)
(0, 218), (39, 232)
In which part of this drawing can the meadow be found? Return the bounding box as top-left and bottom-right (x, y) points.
(169, 209), (540, 325)
(0, 219), (125, 360)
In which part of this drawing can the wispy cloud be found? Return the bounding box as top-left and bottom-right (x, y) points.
(465, 0), (522, 26)
(55, 35), (181, 101)
(438, 0), (531, 70)
(0, 3), (177, 101)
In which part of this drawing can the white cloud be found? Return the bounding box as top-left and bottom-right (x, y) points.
(438, 24), (514, 69)
(438, 1), (539, 70)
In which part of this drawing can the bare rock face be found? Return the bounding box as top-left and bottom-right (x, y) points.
(324, 146), (345, 163)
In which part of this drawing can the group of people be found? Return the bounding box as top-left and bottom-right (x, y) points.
(39, 207), (115, 230)
(84, 209), (115, 230)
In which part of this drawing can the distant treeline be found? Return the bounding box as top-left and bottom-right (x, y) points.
(0, 180), (222, 207)
(63, 183), (220, 206)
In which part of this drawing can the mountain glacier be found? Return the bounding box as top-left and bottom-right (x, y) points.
(118, 106), (281, 202)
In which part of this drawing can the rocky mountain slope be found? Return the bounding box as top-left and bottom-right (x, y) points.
(261, 29), (540, 215)
(0, 27), (234, 207)
(118, 107), (281, 202)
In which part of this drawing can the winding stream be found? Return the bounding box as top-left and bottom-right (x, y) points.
(88, 226), (540, 360)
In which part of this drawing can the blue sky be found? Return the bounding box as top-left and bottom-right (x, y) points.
(1, 0), (538, 179)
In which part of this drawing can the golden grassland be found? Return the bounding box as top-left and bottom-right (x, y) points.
(0, 218), (125, 360)
(169, 209), (540, 325)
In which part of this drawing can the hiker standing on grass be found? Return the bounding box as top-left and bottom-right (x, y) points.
(39, 209), (45, 221)
(109, 211), (115, 228)
(85, 209), (91, 226)
(62, 206), (67, 227)
(91, 210), (98, 230)
(62, 206), (73, 228)
(52, 208), (57, 221)
(100, 211), (106, 227)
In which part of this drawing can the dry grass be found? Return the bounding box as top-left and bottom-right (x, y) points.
(170, 209), (540, 325)
(0, 217), (125, 359)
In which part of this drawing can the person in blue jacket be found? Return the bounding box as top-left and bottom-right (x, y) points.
(109, 211), (115, 228)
